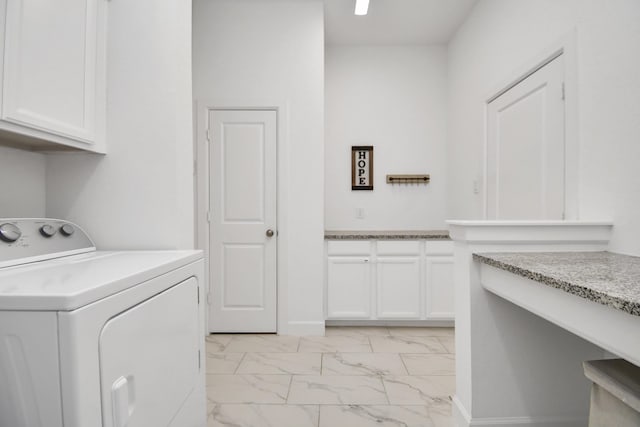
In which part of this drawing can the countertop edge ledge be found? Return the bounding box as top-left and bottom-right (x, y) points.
(325, 230), (450, 240)
(473, 252), (640, 317)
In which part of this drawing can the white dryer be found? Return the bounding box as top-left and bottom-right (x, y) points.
(0, 218), (206, 427)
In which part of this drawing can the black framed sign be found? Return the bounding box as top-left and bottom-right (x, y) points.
(351, 146), (373, 190)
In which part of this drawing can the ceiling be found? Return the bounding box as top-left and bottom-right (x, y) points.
(324, 0), (478, 45)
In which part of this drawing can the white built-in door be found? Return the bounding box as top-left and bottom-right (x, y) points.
(487, 55), (565, 219)
(208, 110), (277, 333)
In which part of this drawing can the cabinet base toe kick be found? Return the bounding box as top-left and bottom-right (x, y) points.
(325, 319), (454, 327)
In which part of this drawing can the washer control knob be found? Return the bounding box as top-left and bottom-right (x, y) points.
(60, 224), (75, 237)
(0, 223), (22, 243)
(40, 224), (57, 238)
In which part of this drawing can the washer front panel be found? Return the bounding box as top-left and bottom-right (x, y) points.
(57, 259), (205, 427)
(0, 311), (62, 427)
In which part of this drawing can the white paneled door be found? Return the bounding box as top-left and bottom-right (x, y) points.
(487, 54), (565, 219)
(208, 110), (277, 333)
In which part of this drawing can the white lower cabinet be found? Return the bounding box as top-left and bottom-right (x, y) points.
(424, 256), (455, 319)
(326, 256), (371, 319)
(326, 240), (454, 321)
(376, 256), (421, 319)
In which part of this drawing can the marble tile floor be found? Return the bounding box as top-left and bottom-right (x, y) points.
(206, 326), (455, 427)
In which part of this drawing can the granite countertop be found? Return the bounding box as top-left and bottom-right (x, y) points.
(473, 251), (640, 317)
(325, 230), (450, 240)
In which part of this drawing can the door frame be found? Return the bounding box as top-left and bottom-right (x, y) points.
(482, 30), (579, 220)
(194, 99), (289, 334)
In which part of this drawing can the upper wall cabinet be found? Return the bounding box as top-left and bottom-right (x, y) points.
(0, 0), (107, 152)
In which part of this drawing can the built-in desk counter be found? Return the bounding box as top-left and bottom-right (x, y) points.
(473, 251), (640, 317)
(467, 248), (640, 427)
(446, 220), (619, 426)
(473, 250), (640, 369)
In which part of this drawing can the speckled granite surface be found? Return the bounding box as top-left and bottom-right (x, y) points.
(325, 230), (450, 240)
(473, 252), (640, 317)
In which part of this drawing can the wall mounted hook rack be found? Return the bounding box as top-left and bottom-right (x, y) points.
(386, 174), (431, 184)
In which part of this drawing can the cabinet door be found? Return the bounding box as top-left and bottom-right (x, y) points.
(376, 256), (421, 319)
(2, 0), (104, 143)
(326, 256), (371, 319)
(425, 256), (454, 320)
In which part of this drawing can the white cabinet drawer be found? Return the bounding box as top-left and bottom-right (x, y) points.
(425, 241), (454, 255)
(327, 241), (371, 255)
(376, 241), (420, 255)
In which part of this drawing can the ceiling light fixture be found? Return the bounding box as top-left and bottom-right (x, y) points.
(355, 0), (369, 16)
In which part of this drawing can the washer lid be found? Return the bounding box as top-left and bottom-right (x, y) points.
(0, 250), (202, 311)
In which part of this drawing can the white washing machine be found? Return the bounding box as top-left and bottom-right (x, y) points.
(0, 218), (206, 427)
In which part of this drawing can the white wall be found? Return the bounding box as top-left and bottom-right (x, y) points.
(45, 0), (194, 250)
(0, 145), (46, 217)
(193, 0), (325, 334)
(325, 46), (448, 230)
(447, 0), (640, 256)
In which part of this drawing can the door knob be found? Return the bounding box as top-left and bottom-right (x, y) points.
(266, 229), (275, 237)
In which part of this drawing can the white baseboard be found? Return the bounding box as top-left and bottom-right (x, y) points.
(452, 395), (587, 427)
(453, 395), (473, 426)
(284, 320), (325, 336)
